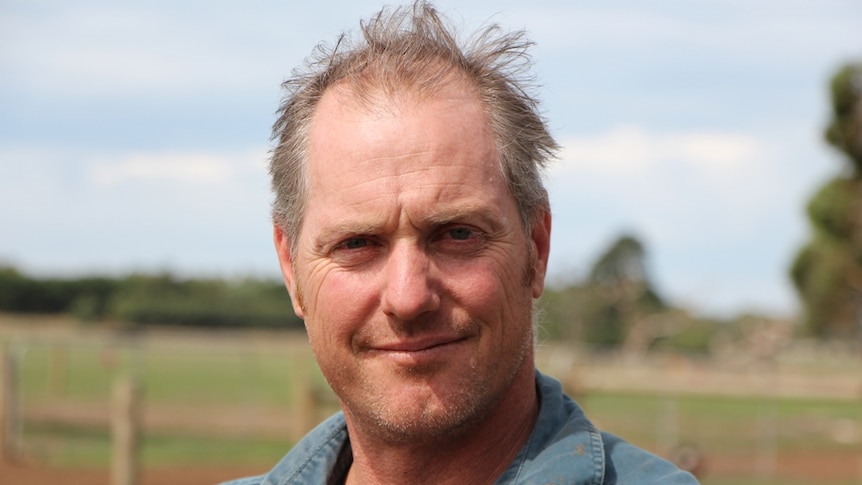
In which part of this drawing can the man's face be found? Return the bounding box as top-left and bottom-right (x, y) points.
(275, 80), (550, 442)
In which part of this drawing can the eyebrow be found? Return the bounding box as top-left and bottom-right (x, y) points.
(421, 203), (504, 230)
(311, 201), (506, 252)
(312, 221), (383, 253)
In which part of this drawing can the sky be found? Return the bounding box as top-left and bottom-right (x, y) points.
(1, 0), (860, 318)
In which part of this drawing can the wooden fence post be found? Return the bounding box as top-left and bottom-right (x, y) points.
(0, 344), (20, 463)
(112, 375), (142, 485)
(49, 345), (68, 396)
(657, 395), (679, 456)
(291, 353), (316, 442)
(755, 396), (777, 481)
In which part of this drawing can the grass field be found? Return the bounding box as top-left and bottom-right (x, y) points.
(2, 317), (861, 484)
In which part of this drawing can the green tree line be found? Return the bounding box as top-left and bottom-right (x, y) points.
(0, 266), (303, 330)
(0, 238), (740, 354)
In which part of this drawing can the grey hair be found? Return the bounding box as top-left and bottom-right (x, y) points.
(270, 1), (558, 254)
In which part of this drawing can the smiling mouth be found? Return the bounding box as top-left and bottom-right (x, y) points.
(367, 337), (469, 365)
(376, 338), (463, 352)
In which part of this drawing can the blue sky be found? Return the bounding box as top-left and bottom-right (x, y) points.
(1, 0), (860, 318)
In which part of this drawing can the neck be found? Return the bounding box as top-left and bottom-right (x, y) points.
(343, 365), (539, 485)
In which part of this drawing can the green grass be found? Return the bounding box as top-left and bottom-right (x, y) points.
(580, 391), (861, 454)
(16, 337), (326, 407)
(23, 421), (294, 468)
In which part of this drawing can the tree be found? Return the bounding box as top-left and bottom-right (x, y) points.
(585, 234), (666, 348)
(791, 62), (862, 338)
(538, 233), (666, 347)
(824, 64), (862, 171)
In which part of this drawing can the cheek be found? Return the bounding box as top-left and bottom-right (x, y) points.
(452, 258), (530, 318)
(302, 269), (380, 337)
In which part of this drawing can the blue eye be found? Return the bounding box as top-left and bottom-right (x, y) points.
(448, 228), (472, 240)
(344, 238), (368, 249)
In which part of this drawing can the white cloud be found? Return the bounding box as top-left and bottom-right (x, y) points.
(512, 1), (861, 66)
(91, 153), (227, 187)
(554, 125), (764, 176)
(3, 0), (857, 103)
(1, 5), (270, 97)
(549, 126), (777, 251)
(0, 1), (384, 98)
(0, 143), (275, 277)
(82, 147), (268, 187)
(545, 124), (814, 315)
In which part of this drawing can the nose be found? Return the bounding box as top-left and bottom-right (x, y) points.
(380, 242), (440, 321)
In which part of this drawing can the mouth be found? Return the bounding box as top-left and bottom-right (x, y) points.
(367, 336), (470, 366)
(375, 337), (465, 352)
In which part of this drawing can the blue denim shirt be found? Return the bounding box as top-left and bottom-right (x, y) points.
(221, 371), (698, 484)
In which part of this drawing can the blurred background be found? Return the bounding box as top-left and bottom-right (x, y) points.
(1, 1), (861, 484)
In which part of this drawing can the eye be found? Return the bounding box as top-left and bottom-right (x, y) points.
(434, 225), (485, 255)
(447, 227), (473, 240)
(343, 237), (369, 250)
(330, 236), (381, 267)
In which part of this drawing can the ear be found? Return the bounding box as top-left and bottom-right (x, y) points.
(273, 225), (305, 319)
(529, 209), (552, 299)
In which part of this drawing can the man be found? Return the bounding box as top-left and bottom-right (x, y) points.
(224, 2), (698, 484)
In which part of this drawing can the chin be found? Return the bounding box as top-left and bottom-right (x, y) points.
(344, 365), (500, 443)
(364, 391), (488, 444)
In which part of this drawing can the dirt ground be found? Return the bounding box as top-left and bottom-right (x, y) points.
(0, 457), (266, 485)
(702, 450), (862, 483)
(2, 450), (861, 484)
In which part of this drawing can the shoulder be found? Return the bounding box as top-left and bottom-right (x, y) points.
(600, 431), (699, 484)
(218, 412), (349, 485)
(508, 372), (698, 484)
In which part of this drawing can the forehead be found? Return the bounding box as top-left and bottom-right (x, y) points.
(314, 76), (487, 131)
(306, 80), (500, 181)
(300, 80), (513, 232)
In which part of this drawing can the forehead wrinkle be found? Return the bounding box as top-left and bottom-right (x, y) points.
(408, 197), (511, 237)
(424, 202), (497, 224)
